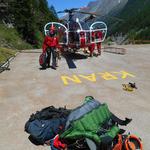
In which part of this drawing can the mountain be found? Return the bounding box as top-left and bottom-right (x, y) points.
(63, 0), (127, 22)
(76, 0), (128, 21)
(109, 0), (150, 41)
(74, 0), (150, 42)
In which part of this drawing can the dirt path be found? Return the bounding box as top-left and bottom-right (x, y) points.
(0, 45), (150, 150)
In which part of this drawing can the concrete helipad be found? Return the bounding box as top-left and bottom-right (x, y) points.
(0, 44), (150, 150)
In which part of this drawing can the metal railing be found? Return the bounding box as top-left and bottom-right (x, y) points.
(0, 58), (10, 73)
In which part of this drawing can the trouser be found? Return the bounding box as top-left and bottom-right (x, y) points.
(88, 43), (95, 55)
(97, 42), (101, 53)
(46, 47), (57, 67)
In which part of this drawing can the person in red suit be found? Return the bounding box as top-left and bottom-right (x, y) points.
(88, 32), (95, 57)
(80, 32), (87, 53)
(42, 25), (59, 70)
(96, 31), (102, 55)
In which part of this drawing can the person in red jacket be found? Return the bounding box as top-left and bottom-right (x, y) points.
(88, 32), (95, 57)
(80, 32), (87, 53)
(42, 25), (59, 70)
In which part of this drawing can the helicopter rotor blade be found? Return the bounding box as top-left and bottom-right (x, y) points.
(57, 9), (70, 13)
(74, 10), (100, 16)
(70, 8), (80, 11)
(75, 10), (123, 22)
(57, 8), (124, 22)
(57, 11), (65, 13)
(57, 8), (79, 14)
(84, 15), (97, 22)
(79, 11), (123, 22)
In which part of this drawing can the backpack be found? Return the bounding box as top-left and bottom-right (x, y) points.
(60, 98), (132, 145)
(39, 52), (47, 68)
(25, 106), (71, 145)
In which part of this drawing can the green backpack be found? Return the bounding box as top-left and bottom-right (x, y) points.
(60, 97), (131, 145)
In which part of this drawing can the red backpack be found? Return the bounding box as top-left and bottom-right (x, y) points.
(39, 52), (47, 68)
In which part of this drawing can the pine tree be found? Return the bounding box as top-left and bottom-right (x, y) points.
(11, 0), (37, 43)
(37, 0), (58, 32)
(10, 0), (58, 47)
(50, 5), (58, 18)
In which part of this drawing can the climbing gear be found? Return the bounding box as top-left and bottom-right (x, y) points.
(122, 82), (137, 92)
(112, 134), (143, 150)
(112, 134), (122, 150)
(129, 82), (137, 89)
(124, 134), (143, 150)
(25, 96), (142, 150)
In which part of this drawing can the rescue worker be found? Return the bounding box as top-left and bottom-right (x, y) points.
(88, 31), (95, 57)
(96, 31), (102, 55)
(80, 32), (87, 53)
(42, 25), (59, 70)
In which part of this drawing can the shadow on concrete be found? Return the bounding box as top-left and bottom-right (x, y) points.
(62, 52), (88, 69)
(39, 66), (57, 70)
(39, 67), (46, 70)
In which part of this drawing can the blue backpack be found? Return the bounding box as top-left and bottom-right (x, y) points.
(25, 106), (71, 145)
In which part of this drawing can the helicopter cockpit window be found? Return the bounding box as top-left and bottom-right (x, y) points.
(68, 21), (81, 44)
(80, 21), (89, 30)
(69, 21), (81, 31)
(79, 21), (91, 44)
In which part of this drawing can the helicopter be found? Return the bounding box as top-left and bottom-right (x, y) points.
(44, 8), (107, 53)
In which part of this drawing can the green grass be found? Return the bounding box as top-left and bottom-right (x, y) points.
(0, 24), (34, 64)
(0, 24), (33, 50)
(0, 47), (16, 64)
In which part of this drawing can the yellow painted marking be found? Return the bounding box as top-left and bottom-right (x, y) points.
(61, 71), (136, 85)
(79, 73), (96, 82)
(98, 72), (118, 80)
(113, 70), (135, 79)
(61, 75), (82, 85)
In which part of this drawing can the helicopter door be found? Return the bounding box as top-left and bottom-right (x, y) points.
(44, 22), (68, 45)
(90, 21), (107, 43)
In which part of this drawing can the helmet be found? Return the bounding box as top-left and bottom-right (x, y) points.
(50, 24), (55, 31)
(49, 25), (56, 37)
(80, 32), (85, 36)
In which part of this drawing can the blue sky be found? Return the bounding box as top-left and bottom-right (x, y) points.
(47, 0), (92, 17)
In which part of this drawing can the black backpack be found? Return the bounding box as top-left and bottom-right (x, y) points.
(25, 106), (71, 145)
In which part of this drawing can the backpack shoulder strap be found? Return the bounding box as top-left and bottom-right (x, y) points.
(111, 113), (132, 126)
